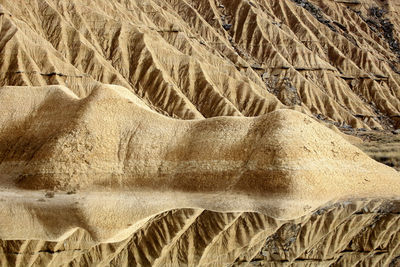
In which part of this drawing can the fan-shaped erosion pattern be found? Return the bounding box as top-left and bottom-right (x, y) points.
(0, 0), (400, 265)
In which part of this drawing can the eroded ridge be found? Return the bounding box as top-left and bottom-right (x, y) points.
(0, 0), (399, 128)
(0, 0), (400, 266)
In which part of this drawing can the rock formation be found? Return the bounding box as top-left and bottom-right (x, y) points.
(0, 0), (400, 266)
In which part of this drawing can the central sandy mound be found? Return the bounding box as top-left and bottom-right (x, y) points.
(0, 83), (398, 225)
(0, 84), (398, 197)
(0, 84), (399, 266)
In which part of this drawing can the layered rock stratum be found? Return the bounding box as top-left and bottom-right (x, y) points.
(0, 0), (400, 266)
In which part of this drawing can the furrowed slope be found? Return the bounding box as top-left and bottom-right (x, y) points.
(0, 0), (400, 128)
(1, 0), (400, 266)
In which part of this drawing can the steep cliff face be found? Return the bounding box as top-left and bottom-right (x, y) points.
(0, 0), (399, 266)
(1, 0), (400, 128)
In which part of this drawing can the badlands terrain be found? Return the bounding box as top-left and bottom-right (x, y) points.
(0, 0), (400, 266)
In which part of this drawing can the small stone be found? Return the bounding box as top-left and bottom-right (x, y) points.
(222, 24), (232, 31)
(45, 191), (55, 198)
(248, 1), (256, 7)
(261, 250), (268, 256)
(251, 64), (263, 70)
(262, 72), (270, 80)
(392, 129), (400, 135)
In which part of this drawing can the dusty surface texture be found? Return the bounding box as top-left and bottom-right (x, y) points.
(0, 0), (400, 129)
(0, 0), (400, 266)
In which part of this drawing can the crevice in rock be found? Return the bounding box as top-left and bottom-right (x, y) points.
(5, 248), (86, 255)
(4, 71), (90, 78)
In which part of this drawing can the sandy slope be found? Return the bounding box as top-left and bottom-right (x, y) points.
(0, 85), (398, 198)
(0, 0), (400, 266)
(0, 0), (400, 128)
(0, 84), (399, 266)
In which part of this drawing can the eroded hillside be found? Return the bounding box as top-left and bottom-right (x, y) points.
(0, 0), (400, 266)
(0, 0), (400, 129)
